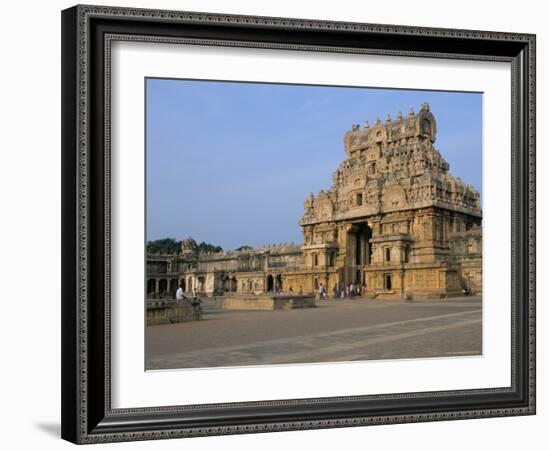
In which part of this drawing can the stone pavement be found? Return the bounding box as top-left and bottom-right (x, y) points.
(146, 296), (482, 370)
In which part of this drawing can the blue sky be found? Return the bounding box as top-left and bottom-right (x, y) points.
(146, 79), (482, 250)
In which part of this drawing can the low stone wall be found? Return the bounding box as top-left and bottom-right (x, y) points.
(222, 294), (316, 310)
(147, 300), (201, 325)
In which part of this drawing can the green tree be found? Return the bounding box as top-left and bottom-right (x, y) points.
(146, 238), (181, 254)
(197, 241), (223, 253)
(147, 238), (224, 254)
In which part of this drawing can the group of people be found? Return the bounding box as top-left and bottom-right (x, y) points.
(318, 282), (366, 300)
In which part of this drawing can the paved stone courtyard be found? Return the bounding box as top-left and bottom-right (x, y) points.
(146, 296), (482, 370)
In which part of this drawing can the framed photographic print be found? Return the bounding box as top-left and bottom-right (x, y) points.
(61, 4), (536, 444)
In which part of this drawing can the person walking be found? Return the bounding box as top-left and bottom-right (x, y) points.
(191, 288), (202, 318)
(319, 283), (325, 300)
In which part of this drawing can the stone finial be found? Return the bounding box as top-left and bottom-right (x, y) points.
(408, 106), (415, 116)
(352, 124), (360, 131)
(375, 117), (381, 125)
(364, 120), (370, 128)
(397, 110), (403, 120)
(386, 113), (392, 123)
(421, 102), (430, 112)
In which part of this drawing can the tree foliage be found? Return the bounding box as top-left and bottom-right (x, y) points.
(146, 238), (223, 254)
(196, 241), (223, 253)
(146, 238), (180, 254)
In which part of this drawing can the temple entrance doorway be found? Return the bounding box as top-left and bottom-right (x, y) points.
(348, 222), (372, 284)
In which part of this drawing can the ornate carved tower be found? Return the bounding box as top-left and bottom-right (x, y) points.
(298, 103), (481, 298)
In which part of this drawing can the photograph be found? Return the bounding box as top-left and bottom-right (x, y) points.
(144, 79), (483, 370)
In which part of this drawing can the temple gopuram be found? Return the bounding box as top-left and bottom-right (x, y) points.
(147, 103), (482, 300)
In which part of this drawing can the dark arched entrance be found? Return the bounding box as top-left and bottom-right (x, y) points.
(169, 279), (178, 297)
(266, 275), (274, 292)
(147, 279), (156, 296)
(158, 279), (167, 296)
(349, 222), (373, 284)
(198, 276), (206, 292)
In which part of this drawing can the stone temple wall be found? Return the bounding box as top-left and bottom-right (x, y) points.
(448, 228), (483, 295)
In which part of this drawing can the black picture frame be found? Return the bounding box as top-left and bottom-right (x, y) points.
(61, 4), (536, 444)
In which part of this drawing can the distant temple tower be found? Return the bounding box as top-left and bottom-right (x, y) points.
(180, 237), (198, 255)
